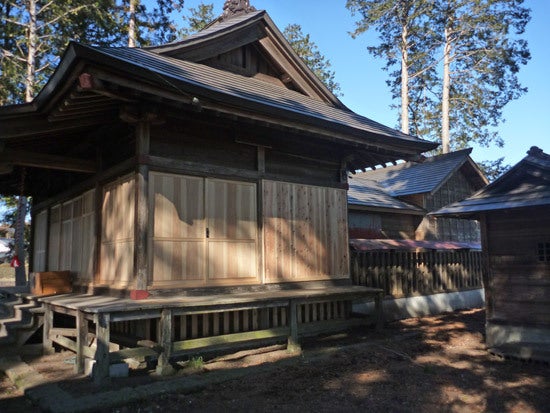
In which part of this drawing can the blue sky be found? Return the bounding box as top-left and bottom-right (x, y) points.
(169, 0), (548, 166)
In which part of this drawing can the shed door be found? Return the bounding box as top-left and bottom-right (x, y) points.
(151, 173), (257, 286)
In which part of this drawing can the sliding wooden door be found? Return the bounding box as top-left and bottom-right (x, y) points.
(206, 178), (257, 283)
(150, 173), (258, 287)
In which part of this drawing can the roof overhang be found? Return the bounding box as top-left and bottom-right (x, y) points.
(0, 43), (436, 172)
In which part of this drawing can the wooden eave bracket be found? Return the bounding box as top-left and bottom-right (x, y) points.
(119, 105), (166, 125)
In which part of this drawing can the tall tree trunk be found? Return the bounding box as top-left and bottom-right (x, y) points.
(14, 195), (27, 286)
(25, 0), (37, 102)
(128, 0), (137, 47)
(400, 23), (410, 135)
(441, 25), (451, 154)
(15, 0), (37, 285)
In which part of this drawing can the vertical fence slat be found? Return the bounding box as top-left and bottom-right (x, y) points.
(351, 249), (483, 297)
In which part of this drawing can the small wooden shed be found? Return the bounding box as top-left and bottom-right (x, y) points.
(348, 148), (487, 242)
(433, 146), (550, 360)
(0, 1), (437, 379)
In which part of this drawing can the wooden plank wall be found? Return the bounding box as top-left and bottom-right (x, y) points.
(348, 210), (420, 240)
(46, 189), (96, 282)
(48, 205), (61, 271)
(32, 210), (48, 272)
(263, 180), (349, 282)
(423, 172), (480, 242)
(486, 208), (550, 326)
(202, 44), (279, 80)
(100, 175), (135, 285)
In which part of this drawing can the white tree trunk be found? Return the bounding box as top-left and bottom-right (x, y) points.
(25, 0), (37, 103)
(400, 23), (410, 135)
(15, 0), (37, 285)
(14, 196), (27, 286)
(128, 0), (137, 47)
(441, 25), (451, 154)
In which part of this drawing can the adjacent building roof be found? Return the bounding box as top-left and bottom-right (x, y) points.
(347, 149), (487, 212)
(350, 148), (487, 197)
(347, 178), (424, 214)
(432, 146), (550, 217)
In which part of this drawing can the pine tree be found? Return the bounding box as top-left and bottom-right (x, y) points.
(181, 2), (215, 35)
(436, 0), (530, 152)
(283, 24), (341, 96)
(347, 0), (530, 155)
(347, 0), (438, 136)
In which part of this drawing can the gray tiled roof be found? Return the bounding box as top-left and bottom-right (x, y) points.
(89, 45), (429, 145)
(348, 178), (424, 213)
(353, 149), (474, 196)
(146, 10), (266, 52)
(432, 147), (550, 216)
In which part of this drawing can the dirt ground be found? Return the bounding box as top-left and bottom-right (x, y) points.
(1, 308), (549, 412)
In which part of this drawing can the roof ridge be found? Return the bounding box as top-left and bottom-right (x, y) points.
(145, 10), (266, 52)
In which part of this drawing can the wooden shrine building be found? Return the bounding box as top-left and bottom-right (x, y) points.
(433, 146), (550, 361)
(0, 1), (436, 380)
(348, 148), (487, 243)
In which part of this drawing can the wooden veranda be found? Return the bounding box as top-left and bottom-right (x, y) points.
(39, 285), (384, 383)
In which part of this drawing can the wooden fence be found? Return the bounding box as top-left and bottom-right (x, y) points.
(350, 250), (484, 298)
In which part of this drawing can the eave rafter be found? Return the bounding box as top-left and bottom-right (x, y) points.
(0, 148), (96, 173)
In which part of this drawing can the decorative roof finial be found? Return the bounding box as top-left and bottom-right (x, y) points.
(222, 0), (256, 20)
(527, 146), (543, 157)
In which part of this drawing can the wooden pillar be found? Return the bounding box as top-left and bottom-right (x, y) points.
(479, 213), (493, 321)
(93, 181), (102, 284)
(75, 310), (87, 374)
(156, 308), (175, 375)
(257, 147), (265, 284)
(135, 121), (150, 291)
(287, 300), (301, 353)
(42, 303), (54, 355)
(374, 291), (384, 331)
(94, 312), (110, 384)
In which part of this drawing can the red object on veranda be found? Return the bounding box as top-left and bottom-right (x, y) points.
(10, 255), (21, 268)
(130, 290), (150, 300)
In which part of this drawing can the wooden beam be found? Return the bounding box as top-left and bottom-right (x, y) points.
(42, 304), (54, 355)
(76, 310), (87, 374)
(287, 299), (301, 353)
(171, 327), (289, 353)
(87, 67), (193, 106)
(94, 312), (111, 384)
(0, 149), (96, 173)
(78, 73), (137, 103)
(156, 308), (174, 375)
(0, 114), (113, 139)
